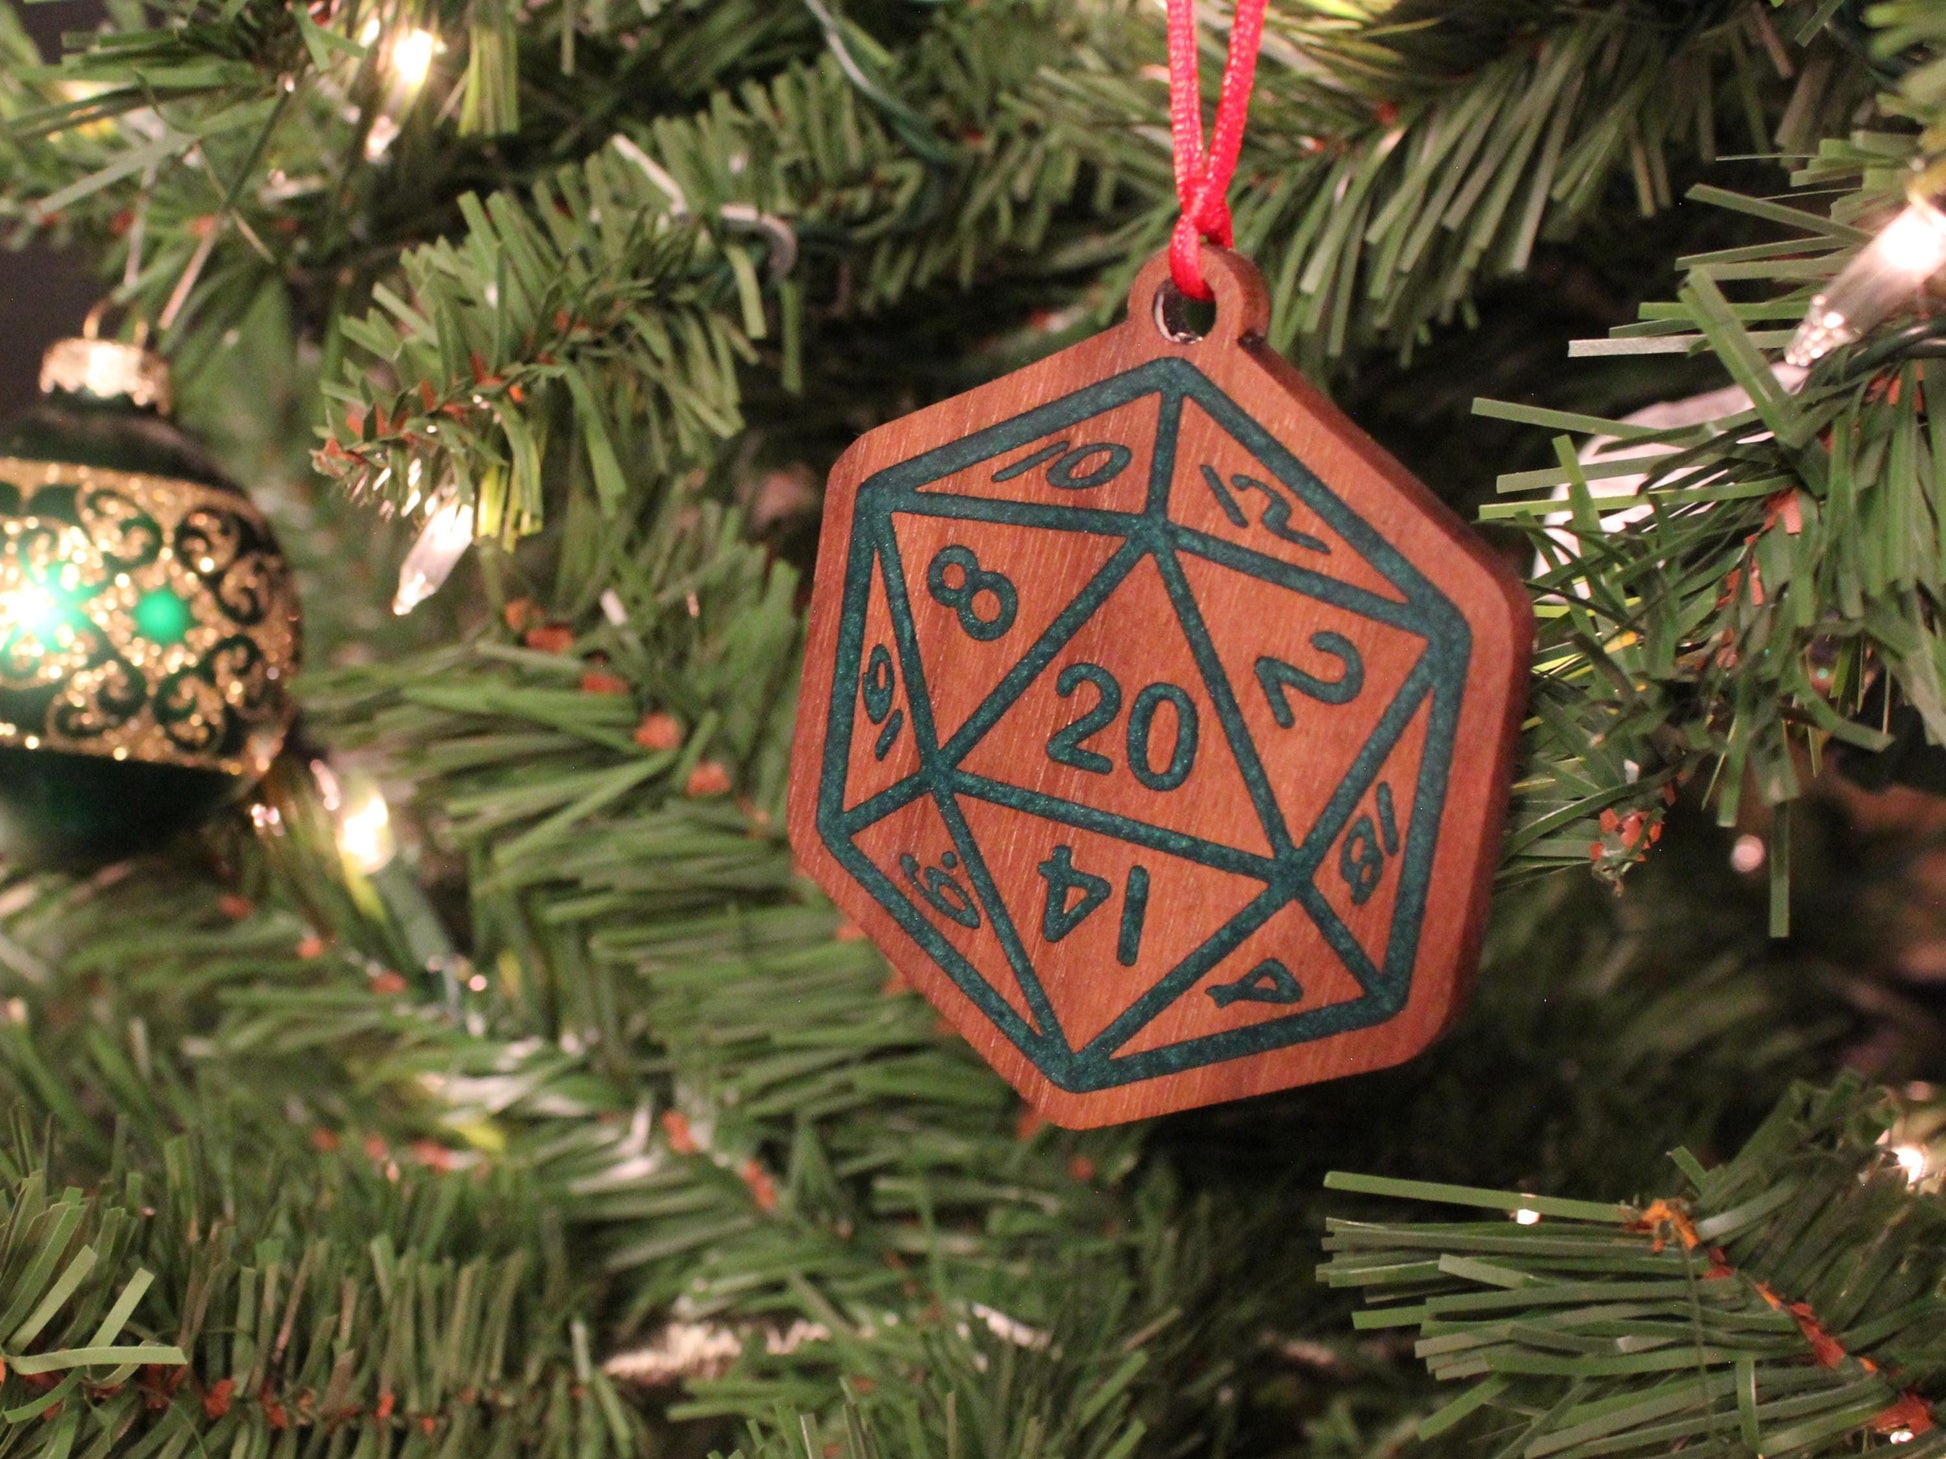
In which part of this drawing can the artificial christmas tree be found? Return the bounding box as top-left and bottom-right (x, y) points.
(3, 0), (1946, 1455)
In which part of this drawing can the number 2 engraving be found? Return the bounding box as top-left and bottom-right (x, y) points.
(1047, 664), (1121, 774)
(1256, 633), (1364, 722)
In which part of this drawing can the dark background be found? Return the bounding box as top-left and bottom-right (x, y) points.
(1, 0), (110, 412)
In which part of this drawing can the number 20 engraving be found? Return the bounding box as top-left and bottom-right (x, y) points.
(1047, 663), (1200, 792)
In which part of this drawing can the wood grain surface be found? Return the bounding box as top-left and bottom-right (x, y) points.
(789, 247), (1533, 1127)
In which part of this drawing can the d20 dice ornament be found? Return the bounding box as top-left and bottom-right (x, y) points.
(789, 248), (1532, 1127)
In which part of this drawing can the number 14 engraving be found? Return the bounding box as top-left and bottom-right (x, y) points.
(1038, 844), (1149, 966)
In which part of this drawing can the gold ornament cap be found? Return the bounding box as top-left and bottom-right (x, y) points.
(38, 337), (174, 415)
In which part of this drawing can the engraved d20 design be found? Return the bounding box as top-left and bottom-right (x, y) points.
(791, 248), (1532, 1127)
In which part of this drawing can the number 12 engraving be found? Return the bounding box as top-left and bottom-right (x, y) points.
(1201, 466), (1329, 554)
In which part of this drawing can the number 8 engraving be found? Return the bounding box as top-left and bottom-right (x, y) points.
(927, 546), (1018, 641)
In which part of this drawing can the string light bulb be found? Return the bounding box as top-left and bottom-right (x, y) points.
(387, 27), (439, 88)
(1787, 193), (1946, 367)
(361, 23), (443, 160)
(393, 493), (475, 614)
(336, 779), (396, 876)
(312, 759), (397, 876)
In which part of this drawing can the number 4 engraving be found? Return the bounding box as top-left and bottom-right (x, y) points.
(1208, 958), (1304, 1007)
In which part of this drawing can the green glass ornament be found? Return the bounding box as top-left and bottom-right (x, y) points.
(0, 336), (302, 863)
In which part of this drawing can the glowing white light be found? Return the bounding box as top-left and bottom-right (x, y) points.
(1892, 1430), (1916, 1445)
(359, 25), (442, 159)
(1788, 197), (1946, 366)
(337, 780), (396, 875)
(0, 586), (58, 638)
(1894, 1144), (1929, 1185)
(1879, 205), (1946, 275)
(358, 15), (382, 46)
(389, 27), (439, 88)
(1512, 1208), (1541, 1226)
(393, 495), (476, 614)
(1731, 834), (1766, 874)
(363, 114), (400, 161)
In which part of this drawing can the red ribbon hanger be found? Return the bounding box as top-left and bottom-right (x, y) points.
(1166, 0), (1269, 301)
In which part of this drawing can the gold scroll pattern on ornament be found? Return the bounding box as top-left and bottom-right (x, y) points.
(0, 457), (300, 775)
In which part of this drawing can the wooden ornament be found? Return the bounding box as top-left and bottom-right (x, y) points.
(788, 247), (1532, 1127)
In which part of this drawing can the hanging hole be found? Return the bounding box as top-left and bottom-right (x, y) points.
(1154, 280), (1217, 344)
